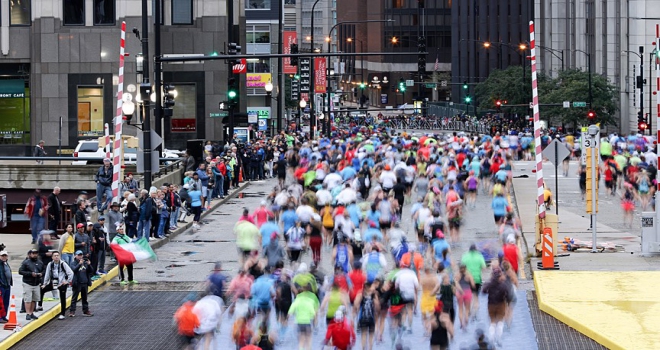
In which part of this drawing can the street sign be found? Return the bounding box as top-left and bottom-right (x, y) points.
(573, 101), (587, 107)
(405, 79), (414, 87)
(563, 101), (570, 108)
(425, 83), (436, 88)
(542, 139), (571, 166)
(440, 80), (447, 87)
(210, 112), (228, 118)
(529, 102), (534, 109)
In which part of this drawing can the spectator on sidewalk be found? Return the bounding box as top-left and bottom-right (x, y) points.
(33, 140), (47, 164)
(47, 186), (62, 237)
(58, 224), (76, 266)
(95, 158), (113, 213)
(0, 251), (13, 323)
(18, 249), (44, 321)
(40, 251), (73, 320)
(69, 251), (94, 317)
(92, 216), (108, 274)
(25, 189), (48, 244)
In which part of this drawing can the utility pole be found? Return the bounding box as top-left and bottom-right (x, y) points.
(277, 0), (284, 132)
(639, 46), (645, 132)
(140, 0), (152, 190)
(154, 0), (162, 154)
(227, 0), (235, 140)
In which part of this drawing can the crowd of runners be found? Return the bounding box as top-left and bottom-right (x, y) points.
(173, 127), (657, 350)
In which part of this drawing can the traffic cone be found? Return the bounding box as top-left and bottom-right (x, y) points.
(239, 168), (243, 182)
(4, 295), (20, 330)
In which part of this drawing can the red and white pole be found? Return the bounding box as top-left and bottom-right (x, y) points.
(530, 21), (545, 219)
(112, 21), (126, 201)
(104, 123), (111, 160)
(656, 24), (660, 193)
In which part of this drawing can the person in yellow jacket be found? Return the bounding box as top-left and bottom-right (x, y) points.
(58, 223), (76, 266)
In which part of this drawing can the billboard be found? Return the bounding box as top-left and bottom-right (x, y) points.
(283, 31), (298, 74)
(314, 58), (327, 93)
(246, 73), (272, 88)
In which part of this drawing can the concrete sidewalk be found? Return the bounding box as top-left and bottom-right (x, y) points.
(512, 160), (660, 350)
(0, 181), (251, 348)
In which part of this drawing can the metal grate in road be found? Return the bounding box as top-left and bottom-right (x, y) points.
(13, 291), (190, 350)
(528, 291), (607, 350)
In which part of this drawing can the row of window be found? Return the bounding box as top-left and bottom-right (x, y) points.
(5, 0), (195, 26)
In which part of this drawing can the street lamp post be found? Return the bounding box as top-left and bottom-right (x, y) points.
(573, 49), (593, 109)
(623, 48), (645, 132)
(299, 99), (307, 132)
(347, 38), (365, 109)
(309, 0), (323, 137)
(265, 80), (273, 134)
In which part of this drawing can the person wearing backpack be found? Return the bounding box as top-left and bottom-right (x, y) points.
(285, 222), (305, 265)
(40, 251), (73, 320)
(353, 282), (380, 350)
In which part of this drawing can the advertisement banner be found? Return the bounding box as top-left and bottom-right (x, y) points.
(247, 107), (271, 123)
(283, 31), (298, 74)
(314, 58), (327, 93)
(232, 58), (247, 74)
(246, 73), (272, 88)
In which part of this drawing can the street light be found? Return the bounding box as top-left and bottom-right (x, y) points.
(325, 19), (395, 135)
(265, 79), (274, 109)
(347, 37), (366, 108)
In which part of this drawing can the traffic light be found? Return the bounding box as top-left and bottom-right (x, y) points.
(290, 44), (299, 66)
(359, 82), (366, 89)
(637, 111), (647, 132)
(495, 99), (502, 111)
(398, 78), (406, 92)
(417, 36), (427, 76)
(219, 101), (228, 111)
(587, 110), (596, 120)
(463, 81), (468, 90)
(464, 96), (472, 103)
(163, 84), (176, 117)
(228, 42), (241, 65)
(639, 121), (648, 132)
(227, 77), (239, 107)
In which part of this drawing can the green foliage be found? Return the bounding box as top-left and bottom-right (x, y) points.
(475, 67), (618, 127)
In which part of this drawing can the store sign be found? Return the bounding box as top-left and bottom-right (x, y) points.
(0, 80), (25, 98)
(246, 73), (272, 88)
(315, 58), (327, 93)
(171, 119), (196, 132)
(232, 58), (247, 74)
(247, 107), (271, 123)
(283, 31), (298, 74)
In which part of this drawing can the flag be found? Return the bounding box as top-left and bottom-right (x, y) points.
(110, 238), (157, 265)
(434, 56), (439, 72)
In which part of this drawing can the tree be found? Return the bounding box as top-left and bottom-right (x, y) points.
(474, 66), (553, 115)
(542, 69), (618, 127)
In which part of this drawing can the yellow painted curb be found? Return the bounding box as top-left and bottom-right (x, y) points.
(2, 265), (119, 349)
(535, 271), (660, 350)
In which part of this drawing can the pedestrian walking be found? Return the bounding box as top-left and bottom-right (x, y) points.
(33, 140), (46, 164)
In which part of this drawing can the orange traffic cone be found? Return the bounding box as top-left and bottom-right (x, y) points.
(4, 295), (20, 330)
(239, 168), (243, 182)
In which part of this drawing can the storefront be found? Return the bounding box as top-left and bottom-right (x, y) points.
(0, 64), (31, 153)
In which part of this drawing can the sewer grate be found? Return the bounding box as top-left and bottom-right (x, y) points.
(528, 291), (607, 350)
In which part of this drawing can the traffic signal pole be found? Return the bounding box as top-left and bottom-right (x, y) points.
(154, 0), (162, 154)
(140, 0), (152, 190)
(227, 0), (235, 141)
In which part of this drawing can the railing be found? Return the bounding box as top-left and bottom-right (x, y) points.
(333, 115), (491, 134)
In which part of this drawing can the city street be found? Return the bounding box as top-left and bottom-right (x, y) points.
(13, 178), (539, 349)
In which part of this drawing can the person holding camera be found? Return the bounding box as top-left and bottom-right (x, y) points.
(18, 249), (45, 321)
(69, 251), (94, 317)
(40, 251), (73, 320)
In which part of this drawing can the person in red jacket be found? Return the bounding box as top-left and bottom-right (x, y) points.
(502, 235), (520, 275)
(323, 309), (355, 350)
(25, 189), (48, 244)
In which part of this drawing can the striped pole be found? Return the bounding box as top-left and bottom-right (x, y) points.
(656, 24), (660, 193)
(104, 123), (111, 160)
(530, 21), (545, 219)
(112, 21), (126, 202)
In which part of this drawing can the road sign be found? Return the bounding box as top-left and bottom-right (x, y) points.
(210, 112), (228, 118)
(542, 139), (571, 166)
(440, 80), (447, 87)
(425, 83), (436, 88)
(583, 134), (599, 149)
(573, 101), (587, 107)
(405, 79), (414, 87)
(563, 101), (570, 108)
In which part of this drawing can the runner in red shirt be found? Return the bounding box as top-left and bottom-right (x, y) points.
(323, 310), (356, 350)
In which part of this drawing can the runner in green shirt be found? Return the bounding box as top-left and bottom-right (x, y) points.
(461, 244), (487, 319)
(289, 289), (319, 350)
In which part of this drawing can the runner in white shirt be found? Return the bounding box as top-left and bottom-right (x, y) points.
(323, 171), (343, 191)
(379, 165), (397, 191)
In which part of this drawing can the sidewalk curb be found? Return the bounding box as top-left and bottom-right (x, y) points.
(509, 180), (533, 281)
(0, 182), (251, 349)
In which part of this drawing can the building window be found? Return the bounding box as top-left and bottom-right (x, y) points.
(171, 84), (196, 133)
(247, 31), (270, 44)
(10, 0), (31, 26)
(247, 59), (271, 73)
(0, 80), (30, 145)
(77, 87), (104, 137)
(94, 0), (115, 25)
(64, 0), (85, 26)
(246, 0), (270, 9)
(392, 0), (404, 9)
(172, 0), (193, 25)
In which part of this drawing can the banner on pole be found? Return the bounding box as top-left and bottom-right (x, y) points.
(283, 31), (298, 74)
(315, 58), (327, 93)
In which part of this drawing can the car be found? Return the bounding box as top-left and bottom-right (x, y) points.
(72, 140), (137, 165)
